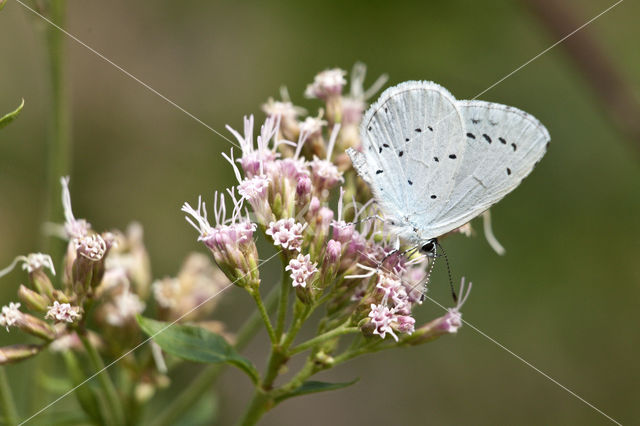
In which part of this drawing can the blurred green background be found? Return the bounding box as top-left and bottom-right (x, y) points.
(1, 0), (638, 424)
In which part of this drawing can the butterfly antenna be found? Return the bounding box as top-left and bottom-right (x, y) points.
(436, 242), (457, 303)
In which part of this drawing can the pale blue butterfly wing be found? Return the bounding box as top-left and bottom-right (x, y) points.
(349, 81), (466, 243)
(348, 81), (550, 244)
(429, 101), (550, 235)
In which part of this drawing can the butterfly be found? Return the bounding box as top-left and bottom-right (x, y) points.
(347, 81), (550, 255)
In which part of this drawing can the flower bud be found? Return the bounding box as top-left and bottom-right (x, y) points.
(18, 285), (49, 312)
(0, 344), (43, 365)
(18, 314), (57, 341)
(325, 239), (342, 265)
(30, 269), (55, 300)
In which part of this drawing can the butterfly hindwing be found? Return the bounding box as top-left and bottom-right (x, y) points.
(424, 100), (550, 237)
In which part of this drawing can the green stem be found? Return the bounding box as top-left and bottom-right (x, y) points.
(237, 389), (273, 426)
(332, 340), (393, 366)
(79, 333), (125, 425)
(274, 272), (290, 339)
(250, 288), (277, 343)
(0, 367), (18, 426)
(281, 304), (312, 349)
(43, 0), (71, 257)
(289, 325), (359, 355)
(151, 286), (280, 426)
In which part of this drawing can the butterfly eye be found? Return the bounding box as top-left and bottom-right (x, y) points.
(421, 242), (435, 253)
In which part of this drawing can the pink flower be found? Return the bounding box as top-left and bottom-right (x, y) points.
(226, 115), (284, 178)
(395, 315), (416, 334)
(286, 253), (317, 288)
(182, 191), (260, 287)
(368, 303), (398, 341)
(238, 175), (270, 201)
(305, 68), (347, 99)
(325, 239), (342, 264)
(266, 218), (307, 252)
(74, 234), (107, 261)
(440, 278), (472, 334)
(375, 273), (402, 300)
(45, 301), (81, 324)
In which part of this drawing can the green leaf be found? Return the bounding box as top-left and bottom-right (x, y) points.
(137, 316), (259, 384)
(0, 0), (7, 12)
(274, 379), (359, 403)
(0, 99), (24, 129)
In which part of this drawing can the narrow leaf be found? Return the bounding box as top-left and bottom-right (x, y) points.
(137, 316), (259, 384)
(275, 379), (359, 403)
(0, 99), (24, 129)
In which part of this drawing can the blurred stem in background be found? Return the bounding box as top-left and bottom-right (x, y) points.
(28, 0), (70, 418)
(43, 0), (70, 259)
(152, 284), (281, 426)
(524, 0), (640, 157)
(0, 367), (19, 426)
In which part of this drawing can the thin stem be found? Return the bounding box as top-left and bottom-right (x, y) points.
(274, 272), (290, 339)
(289, 325), (359, 355)
(281, 304), (312, 350)
(79, 333), (125, 425)
(151, 285), (280, 426)
(249, 288), (277, 343)
(43, 0), (71, 257)
(0, 367), (18, 426)
(332, 340), (393, 366)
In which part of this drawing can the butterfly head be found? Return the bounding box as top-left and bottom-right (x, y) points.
(420, 239), (438, 258)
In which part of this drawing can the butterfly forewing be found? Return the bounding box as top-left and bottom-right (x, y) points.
(359, 81), (466, 231)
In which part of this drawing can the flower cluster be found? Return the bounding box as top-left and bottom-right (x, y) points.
(183, 64), (474, 352)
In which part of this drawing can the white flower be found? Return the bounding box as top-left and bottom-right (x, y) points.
(0, 302), (22, 331)
(285, 253), (317, 288)
(266, 218), (307, 252)
(46, 301), (81, 324)
(105, 291), (145, 326)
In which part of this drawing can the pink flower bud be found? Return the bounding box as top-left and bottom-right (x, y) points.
(325, 239), (342, 264)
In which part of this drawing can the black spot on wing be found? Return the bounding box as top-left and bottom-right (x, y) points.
(506, 168), (512, 175)
(511, 143), (517, 152)
(398, 151), (404, 157)
(378, 147), (382, 153)
(428, 126), (433, 131)
(482, 134), (492, 143)
(449, 154), (457, 159)
(383, 144), (389, 148)
(466, 133), (475, 139)
(368, 126), (372, 131)
(408, 180), (413, 185)
(430, 195), (437, 199)
(434, 156), (439, 162)
(415, 128), (422, 133)
(376, 170), (383, 174)
(405, 138), (410, 142)
(499, 137), (506, 144)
